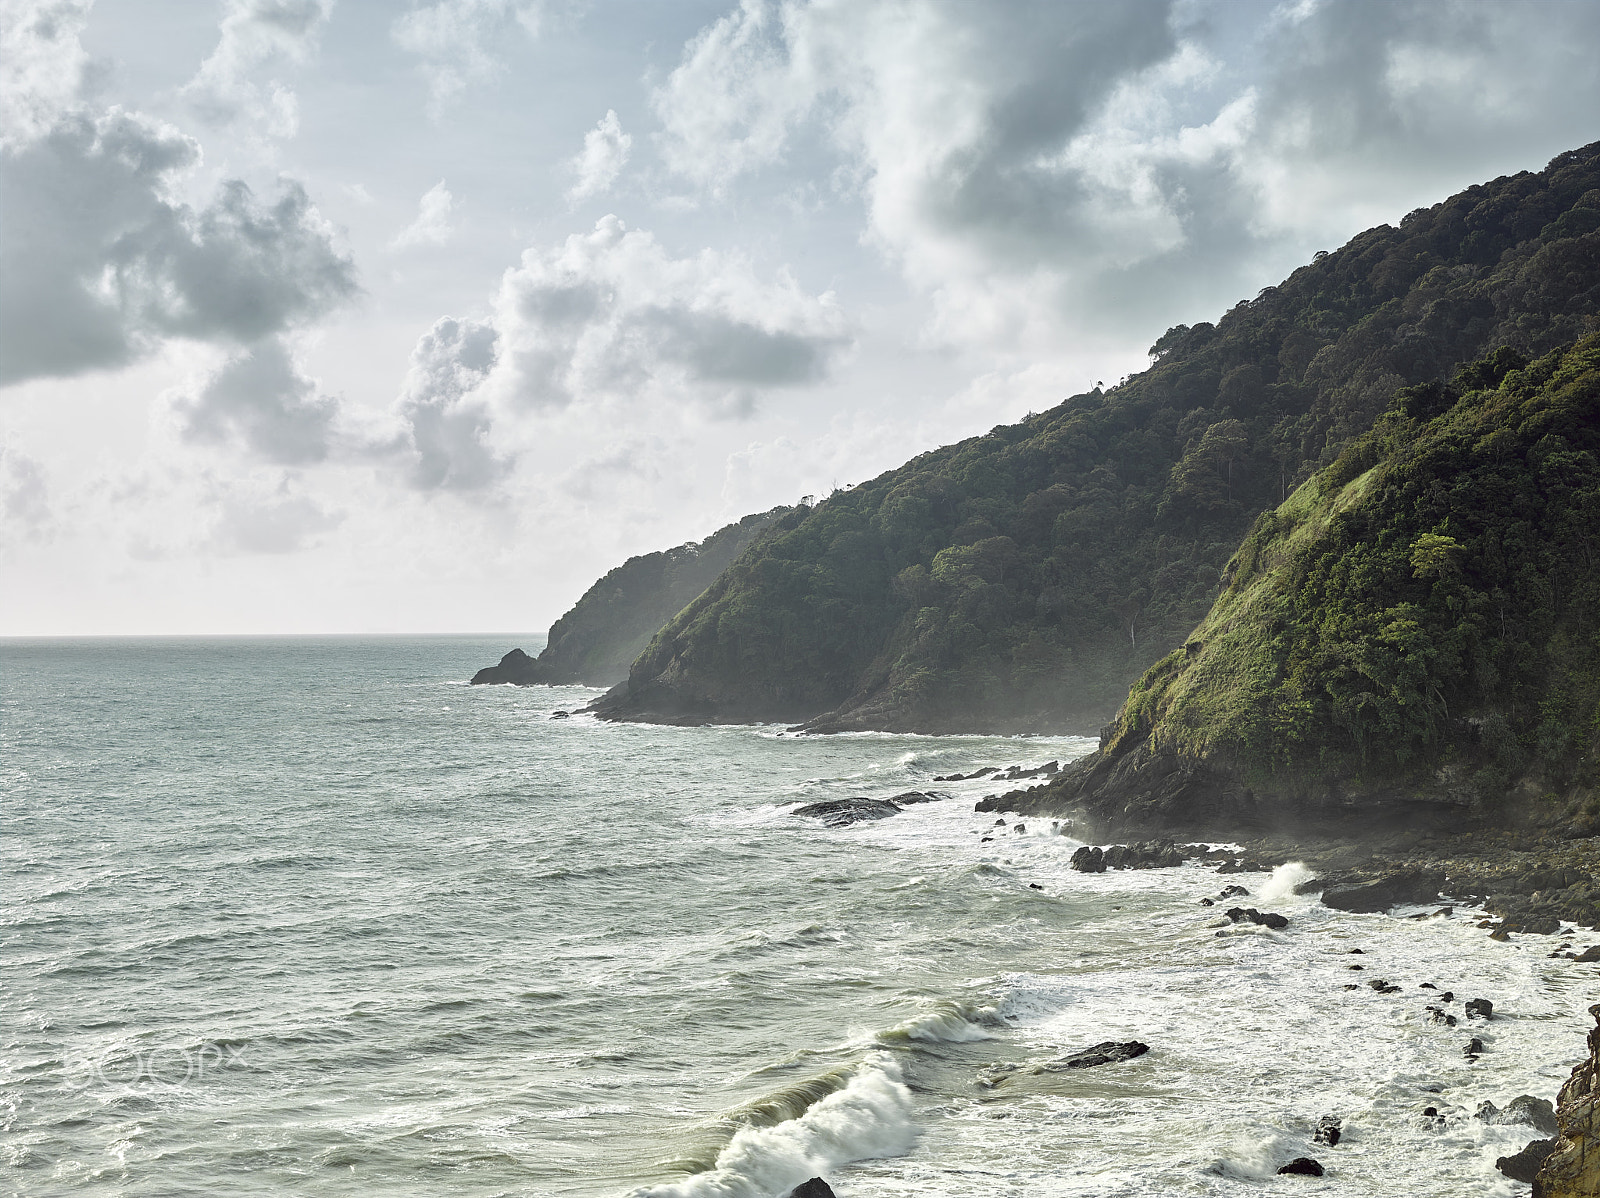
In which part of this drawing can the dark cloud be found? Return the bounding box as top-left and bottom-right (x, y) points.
(175, 337), (338, 465)
(0, 110), (357, 386)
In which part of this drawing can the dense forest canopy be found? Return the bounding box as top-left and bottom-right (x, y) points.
(597, 143), (1600, 733)
(1110, 337), (1600, 801)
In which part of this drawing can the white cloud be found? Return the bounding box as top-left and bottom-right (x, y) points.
(391, 316), (509, 492)
(392, 0), (543, 116)
(490, 215), (850, 414)
(568, 110), (631, 202)
(181, 0), (334, 138)
(391, 179), (456, 248)
(205, 480), (343, 554)
(0, 0), (92, 147)
(0, 447), (53, 542)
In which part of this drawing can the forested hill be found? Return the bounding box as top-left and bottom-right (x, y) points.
(595, 142), (1600, 733)
(1009, 337), (1600, 839)
(470, 507), (789, 687)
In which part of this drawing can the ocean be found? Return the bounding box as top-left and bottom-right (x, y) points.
(2, 636), (1594, 1197)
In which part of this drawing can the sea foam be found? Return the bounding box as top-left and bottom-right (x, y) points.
(627, 1053), (917, 1198)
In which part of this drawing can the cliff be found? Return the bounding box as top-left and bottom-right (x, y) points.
(471, 507), (789, 687)
(1538, 1004), (1600, 1198)
(995, 338), (1600, 840)
(594, 143), (1600, 732)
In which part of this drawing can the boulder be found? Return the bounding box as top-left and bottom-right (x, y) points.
(1225, 906), (1290, 930)
(1070, 846), (1106, 873)
(1498, 1138), (1557, 1184)
(1320, 869), (1446, 913)
(1277, 1157), (1325, 1176)
(1313, 1115), (1342, 1146)
(1465, 1037), (1485, 1056)
(1465, 998), (1494, 1020)
(786, 1181), (836, 1198)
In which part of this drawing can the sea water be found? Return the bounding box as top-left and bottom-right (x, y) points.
(2, 636), (1595, 1197)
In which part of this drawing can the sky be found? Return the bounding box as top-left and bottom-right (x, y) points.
(2, 0), (1598, 636)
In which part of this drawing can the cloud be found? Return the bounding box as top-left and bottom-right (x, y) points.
(393, 316), (509, 492)
(568, 109), (631, 202)
(0, 447), (52, 542)
(490, 214), (849, 413)
(392, 0), (543, 116)
(205, 480), (343, 554)
(181, 0), (333, 137)
(0, 0), (93, 146)
(653, 0), (1600, 350)
(0, 108), (358, 386)
(391, 179), (455, 248)
(174, 337), (339, 465)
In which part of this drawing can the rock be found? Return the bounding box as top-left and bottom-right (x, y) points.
(1498, 1138), (1557, 1184)
(549, 710), (570, 719)
(1199, 897), (1215, 907)
(1535, 1002), (1600, 1196)
(1224, 906), (1290, 930)
(470, 647), (540, 685)
(1348, 948), (1365, 954)
(1070, 846), (1106, 873)
(1465, 1037), (1485, 1055)
(1219, 884), (1250, 899)
(1495, 1095), (1560, 1137)
(1465, 998), (1494, 1020)
(1012, 823), (1026, 834)
(791, 798), (903, 827)
(888, 791), (945, 805)
(1101, 841), (1187, 869)
(1574, 945), (1600, 962)
(1029, 883), (1043, 890)
(1313, 1115), (1342, 1146)
(1320, 869), (1446, 913)
(1050, 1041), (1150, 1069)
(1277, 1157), (1325, 1176)
(1422, 1106), (1440, 1117)
(1425, 1006), (1458, 1026)
(1523, 916), (1563, 935)
(786, 1180), (836, 1198)
(1368, 978), (1400, 993)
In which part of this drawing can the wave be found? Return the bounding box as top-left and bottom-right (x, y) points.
(627, 1053), (916, 1198)
(1259, 860), (1316, 903)
(876, 999), (1003, 1045)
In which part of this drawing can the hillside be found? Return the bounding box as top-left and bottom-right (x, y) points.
(994, 338), (1600, 839)
(471, 507), (789, 687)
(594, 143), (1600, 732)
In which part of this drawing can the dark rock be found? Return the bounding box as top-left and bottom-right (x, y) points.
(1576, 945), (1600, 962)
(1420, 982), (1437, 989)
(1465, 1037), (1485, 1055)
(1497, 1138), (1557, 1184)
(1029, 883), (1043, 890)
(786, 1180), (836, 1198)
(1313, 1115), (1342, 1146)
(792, 798), (903, 828)
(549, 710), (570, 719)
(1425, 1006), (1458, 1026)
(888, 791), (945, 805)
(1465, 998), (1494, 1020)
(1219, 884), (1250, 899)
(1521, 915), (1562, 935)
(1052, 1040), (1149, 1069)
(471, 647), (541, 685)
(1422, 1106), (1439, 1117)
(1537, 1002), (1600, 1196)
(1225, 906), (1289, 930)
(1321, 869), (1446, 913)
(1349, 964), (1365, 970)
(1199, 897), (1215, 907)
(1277, 1157), (1324, 1176)
(1012, 823), (1026, 834)
(1070, 846), (1106, 873)
(1348, 948), (1365, 954)
(1479, 1095), (1560, 1137)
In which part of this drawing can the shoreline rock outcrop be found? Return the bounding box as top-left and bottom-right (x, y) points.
(1536, 1003), (1600, 1197)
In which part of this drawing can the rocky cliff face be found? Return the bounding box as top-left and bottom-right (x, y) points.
(1005, 338), (1600, 838)
(595, 144), (1600, 733)
(1537, 1004), (1600, 1198)
(470, 508), (788, 687)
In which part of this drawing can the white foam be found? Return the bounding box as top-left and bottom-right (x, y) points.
(1259, 860), (1316, 903)
(626, 1054), (917, 1198)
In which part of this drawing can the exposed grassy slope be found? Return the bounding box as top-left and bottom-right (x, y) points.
(599, 144), (1600, 732)
(471, 507), (788, 686)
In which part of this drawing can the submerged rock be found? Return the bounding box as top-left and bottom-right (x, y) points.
(791, 798), (902, 827)
(1278, 1157), (1324, 1176)
(1477, 1096), (1560, 1137)
(1313, 1115), (1342, 1146)
(1049, 1041), (1150, 1069)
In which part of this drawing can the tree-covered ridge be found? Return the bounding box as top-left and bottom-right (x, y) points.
(472, 506), (789, 686)
(1108, 337), (1600, 798)
(599, 143), (1600, 732)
